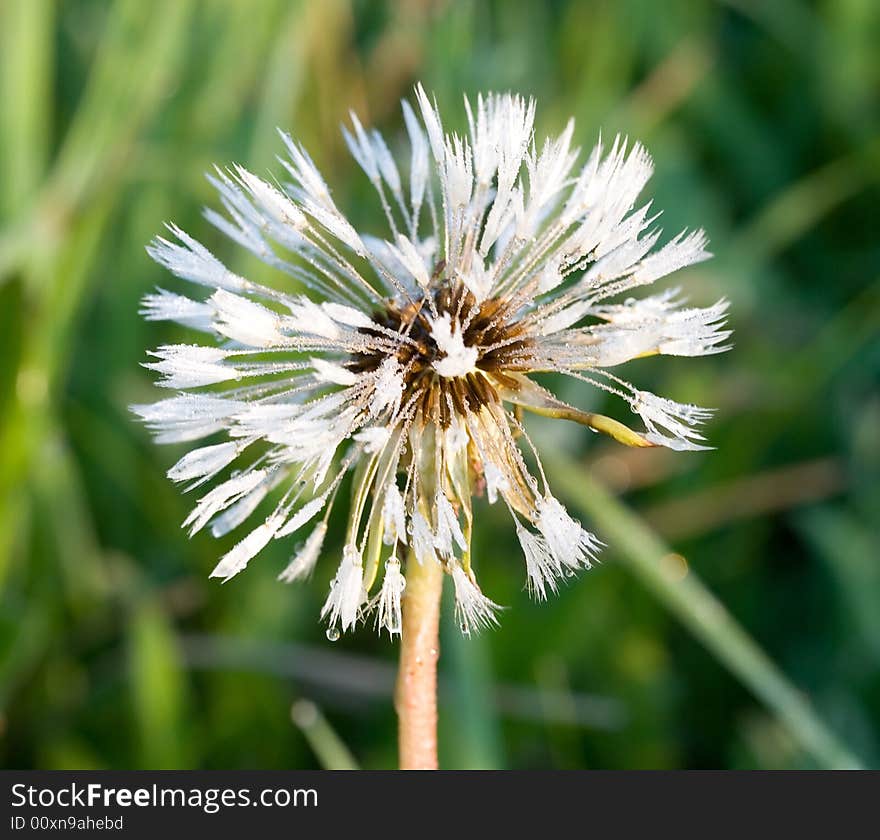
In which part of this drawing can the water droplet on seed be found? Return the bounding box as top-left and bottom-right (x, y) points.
(325, 627), (340, 642)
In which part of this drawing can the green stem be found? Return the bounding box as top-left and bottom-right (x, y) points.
(544, 450), (864, 770)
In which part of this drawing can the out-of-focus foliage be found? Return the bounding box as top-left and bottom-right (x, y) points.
(0, 0), (877, 770)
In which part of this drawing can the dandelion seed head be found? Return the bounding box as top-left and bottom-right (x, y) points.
(136, 85), (729, 637)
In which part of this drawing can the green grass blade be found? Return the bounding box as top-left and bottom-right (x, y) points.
(545, 450), (866, 770)
(290, 700), (359, 770)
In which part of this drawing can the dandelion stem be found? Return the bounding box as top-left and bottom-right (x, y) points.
(395, 551), (444, 769)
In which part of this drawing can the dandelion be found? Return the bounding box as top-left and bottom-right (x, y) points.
(134, 85), (729, 768)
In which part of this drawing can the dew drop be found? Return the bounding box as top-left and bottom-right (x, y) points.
(325, 627), (340, 642)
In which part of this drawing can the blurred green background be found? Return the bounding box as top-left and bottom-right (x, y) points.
(1, 0), (878, 770)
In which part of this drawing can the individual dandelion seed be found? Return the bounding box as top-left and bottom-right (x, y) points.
(133, 84), (731, 641)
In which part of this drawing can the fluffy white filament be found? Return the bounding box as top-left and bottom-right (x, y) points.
(321, 544), (366, 633)
(430, 313), (479, 378)
(450, 562), (500, 636)
(372, 557), (406, 637)
(278, 522), (327, 583)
